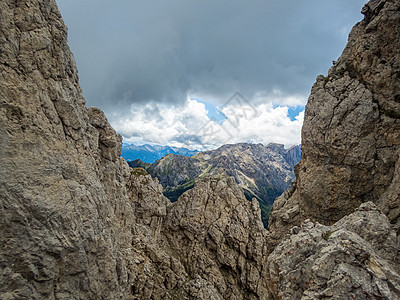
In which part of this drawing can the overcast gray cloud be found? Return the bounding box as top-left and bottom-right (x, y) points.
(56, 0), (366, 114)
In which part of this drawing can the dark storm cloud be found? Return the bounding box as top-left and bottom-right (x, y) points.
(56, 0), (366, 115)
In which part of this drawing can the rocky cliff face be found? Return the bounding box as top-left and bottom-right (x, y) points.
(0, 1), (136, 298)
(0, 1), (271, 298)
(269, 0), (400, 244)
(126, 173), (271, 299)
(1, 0), (399, 299)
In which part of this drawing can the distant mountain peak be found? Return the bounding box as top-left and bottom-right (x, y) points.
(122, 143), (199, 163)
(128, 142), (301, 227)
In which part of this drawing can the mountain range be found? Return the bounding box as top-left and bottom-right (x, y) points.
(129, 143), (301, 226)
(122, 143), (199, 163)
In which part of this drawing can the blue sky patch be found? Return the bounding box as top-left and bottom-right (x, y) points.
(195, 99), (228, 124)
(288, 106), (305, 121)
(272, 104), (305, 121)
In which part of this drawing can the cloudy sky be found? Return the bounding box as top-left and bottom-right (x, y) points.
(56, 0), (366, 150)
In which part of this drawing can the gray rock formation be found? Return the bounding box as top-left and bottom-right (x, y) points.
(165, 177), (270, 299)
(267, 202), (400, 299)
(269, 0), (400, 244)
(0, 2), (273, 299)
(0, 1), (136, 298)
(1, 0), (399, 299)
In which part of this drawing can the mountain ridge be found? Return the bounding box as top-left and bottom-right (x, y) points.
(122, 143), (199, 163)
(131, 142), (301, 226)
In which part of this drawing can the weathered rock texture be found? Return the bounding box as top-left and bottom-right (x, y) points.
(165, 177), (270, 299)
(267, 202), (400, 299)
(0, 1), (135, 298)
(126, 174), (271, 299)
(269, 0), (400, 244)
(0, 2), (271, 299)
(1, 0), (400, 299)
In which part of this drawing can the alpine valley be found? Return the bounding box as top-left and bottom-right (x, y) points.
(128, 143), (301, 226)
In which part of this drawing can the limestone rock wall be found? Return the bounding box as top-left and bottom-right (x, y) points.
(0, 0), (136, 298)
(269, 0), (400, 243)
(1, 0), (400, 299)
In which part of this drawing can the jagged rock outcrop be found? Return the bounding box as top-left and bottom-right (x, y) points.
(125, 173), (272, 299)
(269, 0), (400, 244)
(165, 177), (270, 299)
(267, 202), (400, 299)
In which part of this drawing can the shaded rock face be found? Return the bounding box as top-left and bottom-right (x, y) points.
(0, 2), (271, 299)
(0, 1), (135, 298)
(269, 0), (400, 243)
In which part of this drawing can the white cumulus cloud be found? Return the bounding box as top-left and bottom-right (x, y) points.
(112, 98), (304, 151)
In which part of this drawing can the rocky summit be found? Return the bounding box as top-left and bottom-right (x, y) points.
(0, 0), (399, 299)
